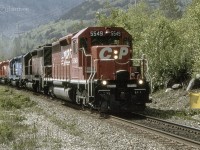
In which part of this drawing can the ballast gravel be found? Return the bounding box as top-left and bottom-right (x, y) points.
(20, 94), (175, 150)
(5, 88), (199, 150)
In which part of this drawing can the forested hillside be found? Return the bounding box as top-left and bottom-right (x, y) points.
(0, 0), (84, 36)
(60, 0), (190, 20)
(0, 0), (197, 89)
(7, 19), (93, 58)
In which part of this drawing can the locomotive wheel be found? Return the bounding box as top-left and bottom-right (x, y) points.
(99, 100), (109, 113)
(80, 99), (85, 111)
(99, 101), (110, 119)
(48, 86), (54, 99)
(43, 86), (49, 95)
(136, 104), (146, 111)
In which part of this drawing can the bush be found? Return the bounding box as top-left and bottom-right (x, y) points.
(0, 87), (36, 110)
(0, 123), (14, 144)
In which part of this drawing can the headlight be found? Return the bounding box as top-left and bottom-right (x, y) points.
(114, 55), (118, 59)
(114, 50), (118, 54)
(138, 79), (143, 85)
(102, 80), (107, 85)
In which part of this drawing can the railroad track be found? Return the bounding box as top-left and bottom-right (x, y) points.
(3, 85), (200, 149)
(109, 113), (200, 149)
(61, 99), (200, 149)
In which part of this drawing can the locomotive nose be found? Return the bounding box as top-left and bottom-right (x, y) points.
(115, 70), (129, 80)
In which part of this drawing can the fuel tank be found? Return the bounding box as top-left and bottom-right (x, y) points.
(0, 79), (6, 84)
(53, 87), (73, 102)
(11, 80), (17, 86)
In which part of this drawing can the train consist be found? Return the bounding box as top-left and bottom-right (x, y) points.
(0, 27), (151, 113)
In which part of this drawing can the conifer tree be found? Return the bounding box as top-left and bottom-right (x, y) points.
(159, 0), (182, 19)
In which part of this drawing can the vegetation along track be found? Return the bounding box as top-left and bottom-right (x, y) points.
(109, 113), (200, 149)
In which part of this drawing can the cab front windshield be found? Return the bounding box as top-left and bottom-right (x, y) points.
(91, 36), (120, 46)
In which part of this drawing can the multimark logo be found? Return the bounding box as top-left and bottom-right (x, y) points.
(0, 5), (5, 14)
(0, 5), (29, 14)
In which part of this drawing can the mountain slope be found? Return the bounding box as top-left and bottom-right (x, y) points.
(60, 0), (137, 20)
(60, 0), (191, 21)
(0, 0), (84, 36)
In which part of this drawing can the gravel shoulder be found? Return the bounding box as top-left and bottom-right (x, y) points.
(1, 86), (200, 149)
(145, 89), (200, 129)
(21, 93), (169, 150)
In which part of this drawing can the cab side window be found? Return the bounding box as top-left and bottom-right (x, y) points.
(80, 38), (88, 52)
(123, 38), (132, 47)
(72, 40), (78, 54)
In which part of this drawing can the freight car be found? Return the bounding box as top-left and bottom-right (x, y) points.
(0, 60), (9, 84)
(0, 26), (151, 113)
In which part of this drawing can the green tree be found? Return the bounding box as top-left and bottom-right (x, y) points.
(12, 37), (22, 57)
(67, 21), (88, 33)
(142, 16), (192, 86)
(180, 0), (200, 75)
(0, 35), (12, 60)
(159, 0), (183, 19)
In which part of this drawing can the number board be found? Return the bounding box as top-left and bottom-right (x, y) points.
(90, 30), (121, 37)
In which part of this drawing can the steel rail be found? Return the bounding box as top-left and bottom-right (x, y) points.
(110, 115), (200, 149)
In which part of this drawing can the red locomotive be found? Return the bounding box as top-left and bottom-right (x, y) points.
(44, 27), (151, 112)
(0, 26), (151, 113)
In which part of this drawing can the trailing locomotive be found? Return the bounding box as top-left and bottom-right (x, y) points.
(0, 60), (9, 84)
(0, 27), (151, 113)
(9, 56), (23, 87)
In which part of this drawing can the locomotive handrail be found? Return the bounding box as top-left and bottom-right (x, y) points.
(114, 60), (130, 65)
(43, 65), (52, 83)
(130, 57), (152, 93)
(94, 58), (130, 65)
(79, 48), (95, 99)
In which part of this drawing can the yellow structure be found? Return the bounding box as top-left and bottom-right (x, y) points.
(189, 93), (200, 109)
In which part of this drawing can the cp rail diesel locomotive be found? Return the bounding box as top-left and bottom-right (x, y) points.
(0, 27), (151, 113)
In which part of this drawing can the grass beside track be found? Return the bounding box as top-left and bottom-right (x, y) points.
(0, 86), (81, 150)
(0, 86), (37, 149)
